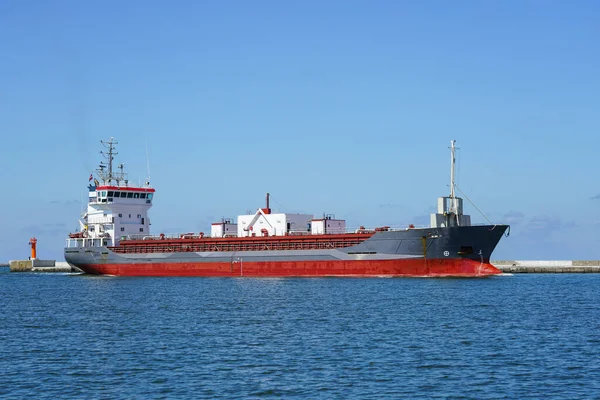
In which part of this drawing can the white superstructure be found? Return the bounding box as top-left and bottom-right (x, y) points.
(216, 193), (346, 237)
(211, 218), (238, 237)
(237, 209), (314, 237)
(310, 214), (346, 234)
(66, 138), (155, 248)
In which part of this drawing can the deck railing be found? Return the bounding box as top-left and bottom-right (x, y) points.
(120, 225), (432, 242)
(65, 238), (111, 248)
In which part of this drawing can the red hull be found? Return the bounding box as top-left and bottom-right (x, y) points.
(78, 258), (502, 277)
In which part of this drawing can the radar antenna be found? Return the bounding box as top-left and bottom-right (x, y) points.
(97, 137), (118, 185)
(116, 162), (128, 186)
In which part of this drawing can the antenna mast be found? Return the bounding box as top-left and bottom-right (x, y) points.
(98, 137), (118, 185)
(450, 140), (456, 199)
(430, 140), (471, 228)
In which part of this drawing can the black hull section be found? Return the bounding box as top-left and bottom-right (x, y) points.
(344, 224), (508, 262)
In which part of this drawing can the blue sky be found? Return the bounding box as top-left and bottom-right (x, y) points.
(1, 0), (599, 262)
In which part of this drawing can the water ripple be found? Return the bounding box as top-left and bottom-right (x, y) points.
(0, 271), (599, 399)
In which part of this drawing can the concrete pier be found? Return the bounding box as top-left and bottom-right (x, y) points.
(9, 260), (34, 272)
(9, 260), (77, 273)
(493, 260), (600, 273)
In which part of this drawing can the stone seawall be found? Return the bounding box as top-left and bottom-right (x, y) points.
(492, 260), (600, 273)
(9, 260), (33, 272)
(9, 260), (76, 273)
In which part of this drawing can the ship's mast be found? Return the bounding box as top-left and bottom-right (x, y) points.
(450, 140), (456, 200)
(449, 139), (458, 220)
(97, 137), (123, 185)
(430, 140), (471, 228)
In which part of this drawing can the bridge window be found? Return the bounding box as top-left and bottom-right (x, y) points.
(107, 191), (114, 197)
(134, 193), (140, 198)
(140, 193), (146, 199)
(127, 192), (134, 198)
(120, 192), (127, 198)
(147, 193), (153, 200)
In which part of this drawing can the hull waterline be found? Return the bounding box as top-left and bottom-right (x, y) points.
(66, 257), (502, 277)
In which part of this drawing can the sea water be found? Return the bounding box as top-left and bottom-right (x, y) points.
(1, 267), (599, 399)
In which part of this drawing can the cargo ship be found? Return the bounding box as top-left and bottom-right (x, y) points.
(65, 138), (509, 277)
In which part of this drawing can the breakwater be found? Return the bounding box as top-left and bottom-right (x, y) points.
(8, 260), (77, 273)
(493, 260), (600, 273)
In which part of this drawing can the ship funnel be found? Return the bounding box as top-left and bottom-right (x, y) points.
(262, 192), (271, 214)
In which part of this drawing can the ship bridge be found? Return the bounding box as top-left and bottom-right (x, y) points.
(66, 137), (154, 248)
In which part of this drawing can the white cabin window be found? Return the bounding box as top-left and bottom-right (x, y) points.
(139, 228), (143, 232)
(120, 227), (125, 232)
(118, 213), (122, 217)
